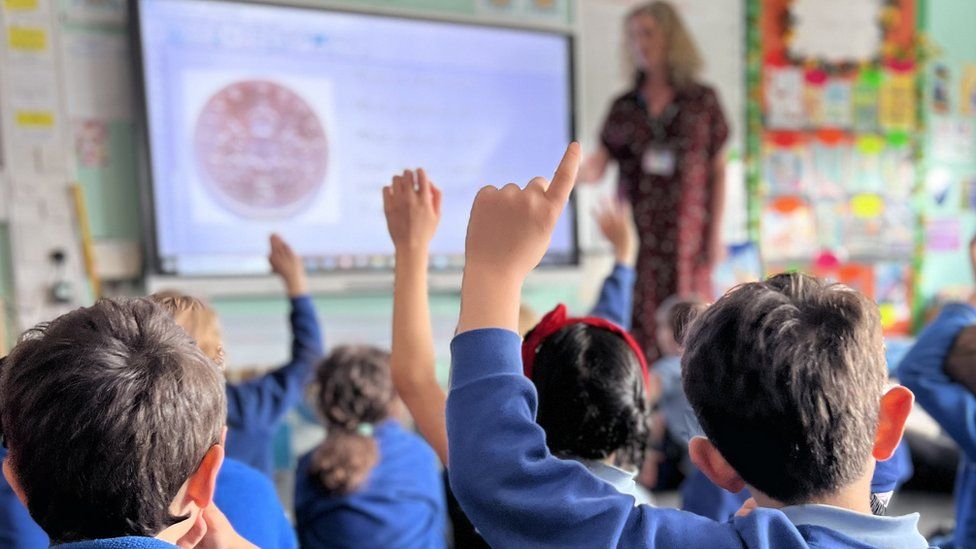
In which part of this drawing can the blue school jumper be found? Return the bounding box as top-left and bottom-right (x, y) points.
(589, 263), (636, 330)
(226, 295), (324, 476)
(215, 458), (297, 549)
(54, 538), (175, 548)
(899, 303), (976, 548)
(0, 448), (48, 549)
(447, 329), (930, 548)
(294, 419), (446, 548)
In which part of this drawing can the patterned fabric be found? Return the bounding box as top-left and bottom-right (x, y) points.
(600, 83), (728, 360)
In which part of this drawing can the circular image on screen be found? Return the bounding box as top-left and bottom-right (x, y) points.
(194, 80), (328, 219)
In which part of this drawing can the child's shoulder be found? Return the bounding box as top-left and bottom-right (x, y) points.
(216, 457), (279, 502)
(377, 420), (440, 466)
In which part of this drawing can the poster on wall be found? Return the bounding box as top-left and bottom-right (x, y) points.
(757, 0), (917, 277)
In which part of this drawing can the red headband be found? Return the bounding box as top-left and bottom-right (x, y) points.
(521, 304), (651, 394)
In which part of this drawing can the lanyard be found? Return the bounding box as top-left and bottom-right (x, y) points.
(636, 91), (679, 145)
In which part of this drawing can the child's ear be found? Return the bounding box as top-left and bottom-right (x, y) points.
(688, 436), (746, 493)
(2, 459), (27, 508)
(873, 385), (913, 461)
(183, 444), (224, 510)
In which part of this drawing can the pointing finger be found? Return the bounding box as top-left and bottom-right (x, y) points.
(546, 142), (581, 206)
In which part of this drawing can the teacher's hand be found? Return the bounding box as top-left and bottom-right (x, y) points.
(706, 236), (726, 271)
(579, 147), (609, 184)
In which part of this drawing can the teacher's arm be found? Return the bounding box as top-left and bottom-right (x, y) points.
(580, 146), (610, 184)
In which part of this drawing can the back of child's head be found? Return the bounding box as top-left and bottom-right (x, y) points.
(0, 298), (225, 543)
(528, 318), (650, 469)
(149, 290), (223, 364)
(946, 325), (976, 394)
(311, 345), (394, 495)
(682, 273), (886, 504)
(655, 295), (707, 353)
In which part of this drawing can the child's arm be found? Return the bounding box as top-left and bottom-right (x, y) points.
(449, 144), (736, 548)
(226, 235), (324, 429)
(384, 169), (449, 465)
(588, 200), (636, 328)
(898, 302), (976, 460)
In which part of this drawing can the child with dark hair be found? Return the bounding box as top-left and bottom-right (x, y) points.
(0, 298), (256, 548)
(294, 341), (445, 548)
(0, 316), (296, 549)
(445, 143), (926, 548)
(898, 237), (976, 548)
(151, 233), (324, 478)
(384, 167), (651, 508)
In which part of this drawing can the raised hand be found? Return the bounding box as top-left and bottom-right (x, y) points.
(385, 169), (449, 464)
(269, 233), (308, 297)
(464, 142), (580, 281)
(458, 143), (580, 334)
(383, 168), (442, 251)
(594, 198), (636, 266)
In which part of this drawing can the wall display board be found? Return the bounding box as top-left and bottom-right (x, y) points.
(753, 0), (919, 335)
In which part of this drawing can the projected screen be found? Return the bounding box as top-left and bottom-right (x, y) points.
(135, 0), (576, 276)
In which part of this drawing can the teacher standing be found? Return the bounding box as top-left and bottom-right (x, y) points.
(581, 1), (729, 361)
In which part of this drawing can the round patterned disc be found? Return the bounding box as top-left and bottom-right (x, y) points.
(195, 80), (328, 218)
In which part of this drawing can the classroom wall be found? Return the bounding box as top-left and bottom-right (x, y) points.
(917, 0), (976, 306)
(0, 223), (13, 352)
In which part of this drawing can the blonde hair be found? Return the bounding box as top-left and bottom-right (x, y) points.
(148, 290), (224, 366)
(626, 1), (703, 91)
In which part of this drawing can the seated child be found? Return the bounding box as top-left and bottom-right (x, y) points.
(652, 296), (707, 445)
(446, 143), (925, 548)
(0, 298), (255, 548)
(655, 298), (911, 521)
(898, 238), (976, 548)
(294, 345), (446, 548)
(150, 233), (324, 476)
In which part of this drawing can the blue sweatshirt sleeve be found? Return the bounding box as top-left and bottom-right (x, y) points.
(226, 295), (324, 430)
(446, 329), (742, 549)
(898, 303), (976, 461)
(588, 264), (636, 330)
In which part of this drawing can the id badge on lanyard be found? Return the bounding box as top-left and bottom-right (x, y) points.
(642, 145), (676, 177)
(641, 102), (678, 177)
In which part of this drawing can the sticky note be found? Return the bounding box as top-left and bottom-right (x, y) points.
(856, 135), (885, 154)
(879, 304), (897, 328)
(885, 131), (910, 147)
(15, 110), (55, 128)
(859, 68), (883, 89)
(3, 0), (39, 10)
(7, 26), (47, 51)
(851, 193), (884, 218)
(879, 72), (916, 132)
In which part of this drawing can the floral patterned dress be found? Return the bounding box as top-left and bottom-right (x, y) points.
(600, 83), (728, 360)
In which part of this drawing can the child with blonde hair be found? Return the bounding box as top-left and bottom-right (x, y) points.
(150, 234), (324, 477)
